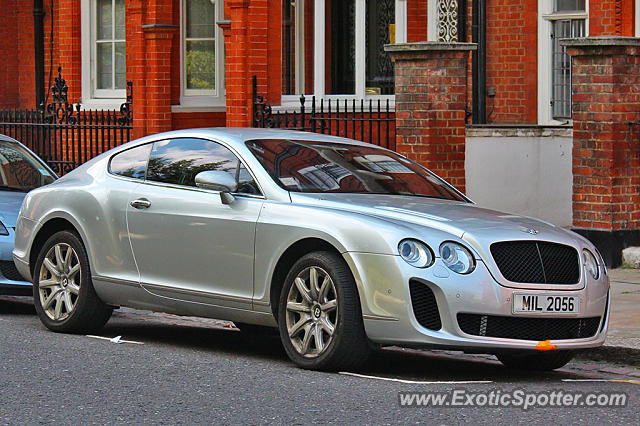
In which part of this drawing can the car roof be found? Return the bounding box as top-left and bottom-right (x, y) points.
(127, 128), (378, 150)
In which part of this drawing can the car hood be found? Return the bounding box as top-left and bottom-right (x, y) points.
(0, 190), (27, 228)
(289, 193), (585, 250)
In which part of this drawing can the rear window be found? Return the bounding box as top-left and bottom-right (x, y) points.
(109, 144), (152, 180)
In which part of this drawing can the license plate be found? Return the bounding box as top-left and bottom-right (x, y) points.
(512, 294), (580, 314)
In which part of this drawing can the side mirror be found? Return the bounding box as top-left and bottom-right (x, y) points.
(195, 171), (238, 204)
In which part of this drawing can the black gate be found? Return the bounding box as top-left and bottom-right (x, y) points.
(0, 68), (132, 175)
(252, 76), (395, 150)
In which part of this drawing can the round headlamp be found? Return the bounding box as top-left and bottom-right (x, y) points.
(583, 249), (599, 280)
(439, 242), (475, 274)
(398, 239), (434, 268)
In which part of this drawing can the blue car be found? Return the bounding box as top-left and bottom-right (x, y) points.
(0, 134), (57, 295)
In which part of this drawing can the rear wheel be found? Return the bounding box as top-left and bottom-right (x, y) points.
(33, 230), (112, 333)
(496, 350), (575, 371)
(278, 251), (370, 371)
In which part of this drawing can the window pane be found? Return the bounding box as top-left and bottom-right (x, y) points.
(109, 144), (152, 180)
(115, 42), (126, 90)
(554, 0), (586, 12)
(366, 0), (395, 95)
(147, 138), (238, 188)
(186, 0), (215, 39)
(552, 19), (585, 119)
(97, 43), (113, 89)
(115, 0), (126, 39)
(97, 0), (113, 40)
(186, 40), (215, 89)
(326, 0), (355, 94)
(246, 139), (466, 201)
(282, 0), (314, 95)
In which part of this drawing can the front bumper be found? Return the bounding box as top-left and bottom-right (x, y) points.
(0, 230), (31, 295)
(343, 252), (609, 353)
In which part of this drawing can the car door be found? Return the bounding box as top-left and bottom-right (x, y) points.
(126, 137), (264, 309)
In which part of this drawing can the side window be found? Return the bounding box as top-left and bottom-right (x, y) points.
(146, 138), (260, 195)
(109, 143), (152, 179)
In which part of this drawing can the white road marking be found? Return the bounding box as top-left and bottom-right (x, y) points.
(563, 379), (640, 385)
(86, 335), (144, 345)
(339, 371), (493, 384)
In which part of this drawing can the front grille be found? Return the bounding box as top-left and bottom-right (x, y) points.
(490, 241), (580, 284)
(0, 261), (25, 281)
(457, 313), (601, 340)
(409, 280), (442, 330)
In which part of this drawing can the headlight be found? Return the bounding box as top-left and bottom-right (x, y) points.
(398, 239), (434, 268)
(583, 249), (599, 280)
(0, 221), (8, 236)
(439, 241), (475, 274)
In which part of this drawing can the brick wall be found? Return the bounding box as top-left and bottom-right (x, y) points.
(388, 44), (475, 192)
(0, 1), (19, 108)
(567, 40), (640, 231)
(589, 0), (635, 36)
(485, 0), (537, 124)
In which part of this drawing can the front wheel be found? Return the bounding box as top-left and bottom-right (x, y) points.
(32, 230), (112, 333)
(496, 350), (575, 371)
(278, 251), (370, 371)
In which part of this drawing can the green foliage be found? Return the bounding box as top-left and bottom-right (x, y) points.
(186, 49), (215, 90)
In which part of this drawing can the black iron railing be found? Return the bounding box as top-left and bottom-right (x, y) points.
(252, 76), (395, 150)
(0, 67), (132, 175)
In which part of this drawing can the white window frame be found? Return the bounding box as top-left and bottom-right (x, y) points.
(538, 0), (588, 125)
(81, 0), (127, 108)
(280, 0), (406, 107)
(178, 0), (226, 109)
(636, 0), (640, 37)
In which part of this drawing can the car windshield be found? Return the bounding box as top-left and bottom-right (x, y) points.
(0, 141), (56, 192)
(246, 139), (466, 201)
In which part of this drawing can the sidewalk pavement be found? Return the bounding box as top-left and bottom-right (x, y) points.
(579, 268), (640, 366)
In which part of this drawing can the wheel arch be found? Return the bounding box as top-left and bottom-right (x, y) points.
(269, 237), (363, 320)
(29, 215), (86, 278)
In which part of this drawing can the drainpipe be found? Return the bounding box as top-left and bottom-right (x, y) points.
(472, 0), (486, 124)
(34, 0), (45, 110)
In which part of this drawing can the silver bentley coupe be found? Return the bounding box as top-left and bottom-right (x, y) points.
(13, 128), (609, 371)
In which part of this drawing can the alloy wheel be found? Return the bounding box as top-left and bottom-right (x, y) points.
(38, 243), (81, 321)
(285, 266), (338, 358)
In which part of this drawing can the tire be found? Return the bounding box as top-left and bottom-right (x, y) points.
(277, 251), (370, 371)
(496, 350), (575, 371)
(32, 230), (112, 333)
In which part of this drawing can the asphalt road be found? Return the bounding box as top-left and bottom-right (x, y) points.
(1, 296), (638, 424)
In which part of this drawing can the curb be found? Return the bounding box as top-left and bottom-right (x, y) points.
(577, 345), (640, 367)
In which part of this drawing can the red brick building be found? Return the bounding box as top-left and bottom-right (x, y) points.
(1, 0), (640, 265)
(2, 0), (637, 131)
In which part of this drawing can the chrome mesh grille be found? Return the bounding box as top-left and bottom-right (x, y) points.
(490, 241), (580, 284)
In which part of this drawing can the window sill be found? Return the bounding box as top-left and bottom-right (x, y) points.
(171, 105), (226, 113)
(80, 98), (127, 111)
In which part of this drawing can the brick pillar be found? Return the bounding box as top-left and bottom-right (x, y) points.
(563, 37), (640, 267)
(385, 42), (476, 192)
(142, 26), (177, 134)
(127, 0), (147, 139)
(224, 0), (251, 127)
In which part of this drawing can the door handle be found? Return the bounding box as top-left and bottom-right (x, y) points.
(130, 198), (151, 209)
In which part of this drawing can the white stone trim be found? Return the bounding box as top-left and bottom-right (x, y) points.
(636, 0), (640, 37)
